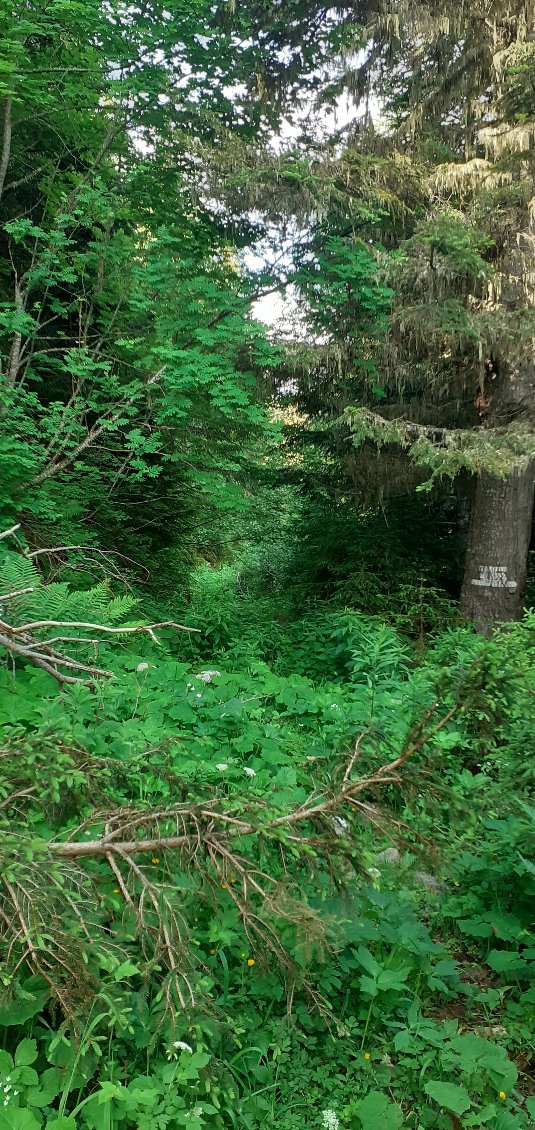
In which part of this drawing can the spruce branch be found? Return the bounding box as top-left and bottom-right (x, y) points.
(344, 407), (535, 476)
(0, 691), (468, 1022)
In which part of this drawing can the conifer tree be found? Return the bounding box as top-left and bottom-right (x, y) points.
(344, 1), (535, 628)
(207, 2), (535, 628)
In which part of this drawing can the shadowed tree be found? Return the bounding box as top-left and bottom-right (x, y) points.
(341, 0), (535, 629)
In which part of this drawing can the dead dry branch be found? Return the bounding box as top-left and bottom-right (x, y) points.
(0, 695), (461, 1020)
(0, 525), (199, 683)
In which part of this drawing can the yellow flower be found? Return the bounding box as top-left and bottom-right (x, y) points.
(151, 857), (160, 864)
(221, 882), (228, 889)
(364, 1052), (371, 1061)
(113, 888), (120, 894)
(247, 958), (255, 967)
(210, 948), (216, 955)
(499, 1092), (506, 1100)
(194, 917), (199, 923)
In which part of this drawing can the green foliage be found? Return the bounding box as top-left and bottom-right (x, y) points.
(404, 213), (494, 283)
(0, 0), (534, 1127)
(0, 562), (534, 1124)
(295, 232), (392, 350)
(0, 0), (287, 570)
(344, 407), (535, 481)
(279, 493), (461, 637)
(0, 546), (137, 629)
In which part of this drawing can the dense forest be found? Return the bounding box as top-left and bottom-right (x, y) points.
(0, 0), (534, 1126)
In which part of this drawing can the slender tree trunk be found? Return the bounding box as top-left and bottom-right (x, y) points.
(460, 465), (534, 630)
(0, 96), (12, 204)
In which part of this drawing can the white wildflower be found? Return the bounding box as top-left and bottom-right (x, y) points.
(196, 693), (202, 699)
(367, 867), (382, 880)
(173, 1040), (193, 1054)
(136, 662), (149, 673)
(330, 704), (340, 710)
(196, 670), (220, 683)
(243, 767), (256, 778)
(331, 816), (349, 836)
(322, 1111), (340, 1130)
(216, 763), (228, 771)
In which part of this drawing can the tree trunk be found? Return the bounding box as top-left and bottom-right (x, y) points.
(459, 238), (535, 631)
(460, 465), (534, 631)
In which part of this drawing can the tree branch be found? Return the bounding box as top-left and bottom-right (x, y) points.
(4, 163), (47, 195)
(50, 699), (462, 858)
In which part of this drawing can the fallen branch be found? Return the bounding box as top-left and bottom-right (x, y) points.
(0, 693), (467, 1021)
(0, 616), (199, 684)
(0, 524), (22, 541)
(0, 525), (199, 682)
(51, 698), (460, 859)
(9, 618), (198, 637)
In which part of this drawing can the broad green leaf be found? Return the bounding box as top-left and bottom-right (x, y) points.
(26, 1068), (63, 1108)
(457, 918), (493, 938)
(357, 1090), (403, 1129)
(359, 975), (378, 997)
(13, 1071), (39, 1088)
(187, 1052), (210, 1071)
(463, 1105), (497, 1127)
(0, 1109), (41, 1130)
(97, 1082), (127, 1104)
(424, 1081), (472, 1115)
(355, 947), (382, 977)
(486, 951), (528, 974)
(376, 967), (411, 990)
(15, 1041), (38, 1068)
(0, 986), (49, 1027)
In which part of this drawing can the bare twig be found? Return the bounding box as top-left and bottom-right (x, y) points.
(28, 544), (150, 582)
(0, 530), (200, 683)
(342, 731), (369, 783)
(0, 587), (34, 601)
(9, 618), (198, 636)
(0, 524), (21, 541)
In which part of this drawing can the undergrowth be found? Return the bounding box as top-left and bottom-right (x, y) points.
(0, 532), (534, 1128)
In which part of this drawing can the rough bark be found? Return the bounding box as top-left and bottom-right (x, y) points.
(460, 227), (535, 630)
(0, 96), (12, 204)
(460, 465), (534, 630)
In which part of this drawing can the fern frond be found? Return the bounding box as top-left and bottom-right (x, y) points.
(0, 532), (197, 684)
